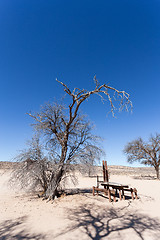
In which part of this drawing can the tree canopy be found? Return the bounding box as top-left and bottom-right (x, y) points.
(124, 133), (160, 179)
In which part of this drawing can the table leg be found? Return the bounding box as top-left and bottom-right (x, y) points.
(122, 188), (125, 200)
(93, 186), (95, 196)
(113, 191), (116, 202)
(134, 189), (138, 199)
(119, 189), (122, 200)
(131, 189), (134, 200)
(108, 189), (111, 202)
(116, 189), (118, 195)
(104, 185), (107, 196)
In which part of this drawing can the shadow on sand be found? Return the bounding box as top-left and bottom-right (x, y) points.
(55, 203), (160, 240)
(0, 216), (46, 240)
(1, 197), (160, 240)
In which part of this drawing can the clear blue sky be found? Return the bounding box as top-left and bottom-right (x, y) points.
(0, 0), (160, 167)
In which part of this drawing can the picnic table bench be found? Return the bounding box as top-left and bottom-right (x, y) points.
(101, 182), (138, 200)
(92, 161), (138, 202)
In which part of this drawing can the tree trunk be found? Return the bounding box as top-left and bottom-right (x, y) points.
(45, 165), (64, 200)
(45, 142), (67, 200)
(155, 166), (159, 179)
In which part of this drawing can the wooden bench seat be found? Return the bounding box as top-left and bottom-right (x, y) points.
(92, 186), (116, 202)
(122, 187), (138, 200)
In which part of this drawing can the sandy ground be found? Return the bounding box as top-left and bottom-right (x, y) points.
(1, 169), (160, 240)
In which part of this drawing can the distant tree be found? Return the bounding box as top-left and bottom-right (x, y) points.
(124, 134), (160, 179)
(14, 77), (132, 201)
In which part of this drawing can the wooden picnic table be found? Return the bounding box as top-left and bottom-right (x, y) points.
(101, 182), (129, 200)
(92, 161), (138, 202)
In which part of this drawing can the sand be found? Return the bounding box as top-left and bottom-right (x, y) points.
(0, 168), (160, 240)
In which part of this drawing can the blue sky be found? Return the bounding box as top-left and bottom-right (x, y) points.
(0, 0), (160, 166)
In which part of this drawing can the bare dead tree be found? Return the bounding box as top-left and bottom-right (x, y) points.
(124, 133), (160, 179)
(25, 76), (132, 200)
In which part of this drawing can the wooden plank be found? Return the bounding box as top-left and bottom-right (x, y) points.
(123, 188), (133, 192)
(104, 161), (109, 182)
(102, 160), (105, 182)
(101, 182), (129, 188)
